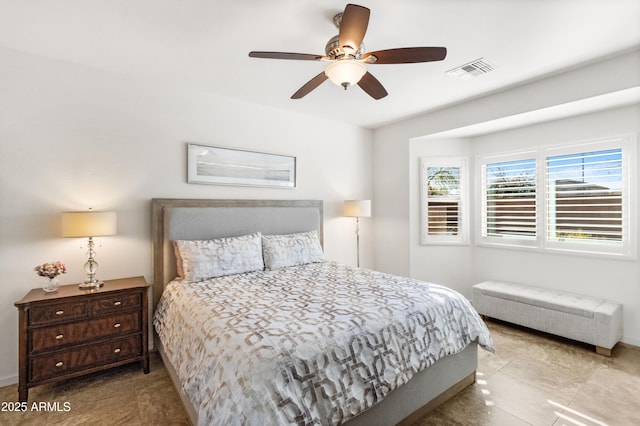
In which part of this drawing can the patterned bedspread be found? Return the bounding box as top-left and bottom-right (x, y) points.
(154, 262), (494, 426)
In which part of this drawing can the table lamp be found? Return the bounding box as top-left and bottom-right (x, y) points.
(61, 210), (117, 289)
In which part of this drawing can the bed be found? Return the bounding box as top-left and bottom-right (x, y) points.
(151, 198), (493, 425)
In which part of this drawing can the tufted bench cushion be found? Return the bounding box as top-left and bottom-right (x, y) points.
(472, 281), (623, 356)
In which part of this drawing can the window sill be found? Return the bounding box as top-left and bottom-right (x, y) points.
(476, 240), (636, 261)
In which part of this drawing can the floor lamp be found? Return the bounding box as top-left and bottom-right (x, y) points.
(344, 200), (371, 268)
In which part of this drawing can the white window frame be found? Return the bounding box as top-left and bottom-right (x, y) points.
(476, 134), (636, 259)
(542, 137), (635, 258)
(420, 157), (469, 245)
(477, 150), (539, 249)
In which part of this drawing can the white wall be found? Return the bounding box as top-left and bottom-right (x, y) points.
(373, 50), (640, 346)
(407, 138), (473, 296)
(371, 129), (411, 276)
(0, 46), (373, 385)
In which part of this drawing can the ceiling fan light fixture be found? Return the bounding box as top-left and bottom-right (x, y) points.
(325, 60), (366, 89)
(248, 4), (446, 99)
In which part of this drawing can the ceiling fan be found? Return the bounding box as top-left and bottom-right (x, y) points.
(248, 3), (447, 100)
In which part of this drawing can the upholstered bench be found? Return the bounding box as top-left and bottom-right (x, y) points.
(472, 281), (622, 356)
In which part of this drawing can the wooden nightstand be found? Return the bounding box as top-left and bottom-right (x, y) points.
(15, 276), (150, 402)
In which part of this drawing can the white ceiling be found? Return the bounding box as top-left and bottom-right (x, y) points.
(0, 0), (639, 129)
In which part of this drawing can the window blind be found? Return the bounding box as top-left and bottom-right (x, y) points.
(546, 148), (623, 243)
(482, 158), (537, 239)
(426, 166), (460, 236)
(421, 158), (468, 245)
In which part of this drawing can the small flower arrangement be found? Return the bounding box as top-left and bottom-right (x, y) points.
(34, 262), (67, 279)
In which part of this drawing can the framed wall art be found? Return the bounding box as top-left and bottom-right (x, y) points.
(187, 143), (296, 188)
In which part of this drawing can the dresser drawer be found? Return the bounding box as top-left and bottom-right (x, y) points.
(30, 335), (142, 383)
(29, 301), (88, 326)
(91, 292), (141, 315)
(30, 311), (141, 353)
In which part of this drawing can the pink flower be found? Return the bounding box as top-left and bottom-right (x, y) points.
(34, 261), (67, 278)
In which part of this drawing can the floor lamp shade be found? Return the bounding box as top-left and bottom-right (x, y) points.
(343, 200), (371, 218)
(62, 211), (117, 237)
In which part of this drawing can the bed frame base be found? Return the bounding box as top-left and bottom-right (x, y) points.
(344, 342), (477, 426)
(156, 334), (477, 426)
(155, 337), (199, 425)
(397, 373), (475, 425)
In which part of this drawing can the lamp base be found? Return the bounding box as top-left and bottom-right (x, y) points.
(79, 280), (104, 290)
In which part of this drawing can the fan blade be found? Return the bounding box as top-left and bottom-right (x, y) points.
(339, 4), (370, 54)
(357, 72), (388, 100)
(291, 72), (329, 99)
(249, 51), (324, 61)
(363, 47), (447, 64)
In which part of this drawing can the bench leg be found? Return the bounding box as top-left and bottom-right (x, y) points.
(596, 346), (612, 357)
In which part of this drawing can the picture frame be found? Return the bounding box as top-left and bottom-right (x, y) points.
(187, 143), (296, 188)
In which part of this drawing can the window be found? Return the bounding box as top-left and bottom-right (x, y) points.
(481, 155), (537, 245)
(421, 157), (468, 244)
(545, 142), (629, 255)
(478, 135), (635, 258)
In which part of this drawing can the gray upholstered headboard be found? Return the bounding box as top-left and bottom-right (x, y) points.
(150, 199), (323, 309)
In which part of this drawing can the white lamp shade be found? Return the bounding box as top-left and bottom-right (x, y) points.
(325, 60), (367, 87)
(344, 200), (371, 218)
(61, 211), (117, 237)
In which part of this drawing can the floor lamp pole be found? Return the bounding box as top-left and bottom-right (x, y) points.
(355, 216), (361, 268)
(344, 199), (371, 269)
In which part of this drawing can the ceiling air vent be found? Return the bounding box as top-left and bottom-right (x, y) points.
(446, 58), (495, 80)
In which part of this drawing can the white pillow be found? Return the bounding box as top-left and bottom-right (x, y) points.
(262, 231), (324, 270)
(172, 232), (264, 281)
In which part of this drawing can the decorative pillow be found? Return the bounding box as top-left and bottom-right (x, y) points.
(172, 233), (264, 281)
(262, 231), (325, 270)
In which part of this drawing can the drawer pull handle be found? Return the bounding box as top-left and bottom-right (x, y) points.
(55, 310), (64, 315)
(55, 334), (64, 340)
(55, 361), (63, 367)
(114, 301), (122, 306)
(114, 323), (121, 328)
(114, 348), (121, 354)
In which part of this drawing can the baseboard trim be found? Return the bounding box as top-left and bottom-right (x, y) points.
(619, 341), (640, 350)
(0, 375), (18, 388)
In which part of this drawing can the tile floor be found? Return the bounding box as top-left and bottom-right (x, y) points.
(1, 319), (638, 425)
(415, 320), (640, 426)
